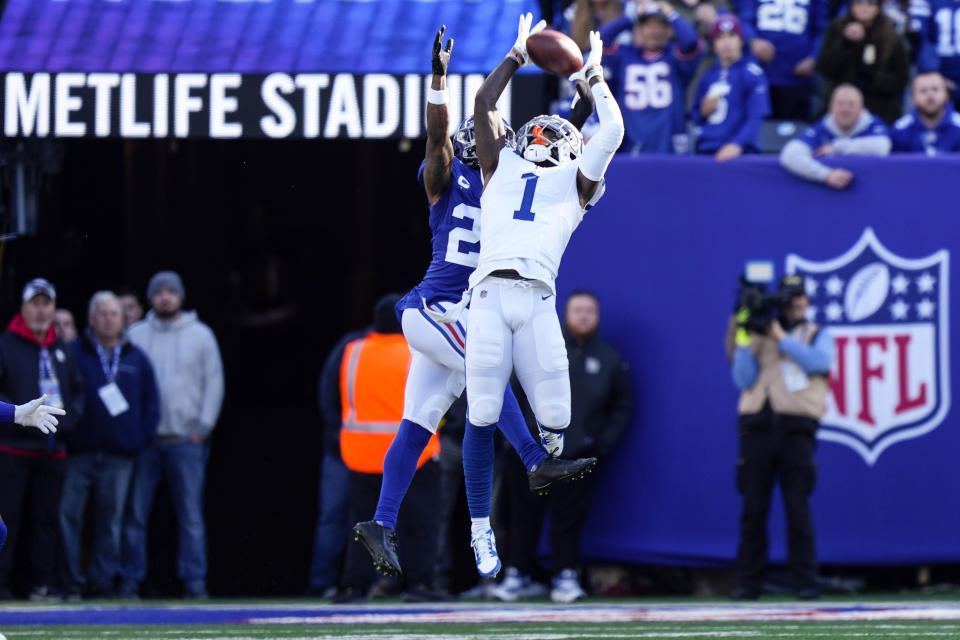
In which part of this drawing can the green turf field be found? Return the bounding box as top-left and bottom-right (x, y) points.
(3, 621), (960, 639)
(4, 596), (960, 640)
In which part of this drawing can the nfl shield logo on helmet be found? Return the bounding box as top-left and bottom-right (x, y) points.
(786, 228), (950, 465)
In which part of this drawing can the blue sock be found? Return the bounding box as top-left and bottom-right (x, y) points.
(497, 386), (547, 471)
(463, 419), (495, 520)
(373, 419), (431, 530)
(0, 518), (6, 553)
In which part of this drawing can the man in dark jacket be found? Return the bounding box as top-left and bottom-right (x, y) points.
(496, 291), (632, 603)
(60, 291), (159, 599)
(0, 278), (85, 600)
(306, 327), (364, 597)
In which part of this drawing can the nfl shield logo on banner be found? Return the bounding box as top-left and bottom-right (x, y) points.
(786, 228), (951, 465)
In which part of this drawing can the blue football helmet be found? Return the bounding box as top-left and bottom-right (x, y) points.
(453, 116), (516, 169)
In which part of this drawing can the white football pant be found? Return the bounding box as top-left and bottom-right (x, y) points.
(465, 276), (571, 429)
(401, 301), (468, 434)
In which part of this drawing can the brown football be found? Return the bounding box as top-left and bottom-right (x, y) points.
(526, 29), (583, 76)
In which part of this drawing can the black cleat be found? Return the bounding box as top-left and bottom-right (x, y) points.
(353, 520), (403, 578)
(527, 456), (597, 495)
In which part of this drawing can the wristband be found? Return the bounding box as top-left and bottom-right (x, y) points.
(585, 66), (603, 82)
(506, 49), (525, 67)
(426, 88), (448, 105)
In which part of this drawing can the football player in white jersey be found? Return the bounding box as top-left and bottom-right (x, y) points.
(352, 25), (601, 583)
(464, 19), (624, 472)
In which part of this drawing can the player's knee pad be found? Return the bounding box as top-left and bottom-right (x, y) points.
(404, 391), (455, 434)
(535, 402), (570, 430)
(404, 374), (462, 435)
(467, 387), (504, 427)
(533, 378), (571, 429)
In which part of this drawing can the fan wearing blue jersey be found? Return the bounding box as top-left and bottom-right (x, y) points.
(780, 84), (890, 188)
(692, 15), (771, 160)
(599, 1), (704, 153)
(913, 0), (960, 98)
(892, 71), (960, 152)
(352, 26), (593, 583)
(737, 0), (828, 119)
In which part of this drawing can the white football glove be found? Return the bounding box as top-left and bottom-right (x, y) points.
(569, 30), (604, 83)
(539, 425), (565, 457)
(14, 395), (64, 435)
(510, 12), (547, 66)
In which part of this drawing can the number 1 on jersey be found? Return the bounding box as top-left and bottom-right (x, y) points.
(513, 173), (538, 221)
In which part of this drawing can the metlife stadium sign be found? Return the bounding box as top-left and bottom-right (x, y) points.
(1, 72), (512, 139)
(0, 0), (536, 139)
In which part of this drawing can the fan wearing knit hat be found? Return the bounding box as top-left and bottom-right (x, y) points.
(691, 14), (771, 161)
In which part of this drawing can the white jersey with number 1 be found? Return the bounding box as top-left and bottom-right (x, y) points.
(469, 146), (587, 295)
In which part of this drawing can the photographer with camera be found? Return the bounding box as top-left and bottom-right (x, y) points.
(725, 273), (835, 601)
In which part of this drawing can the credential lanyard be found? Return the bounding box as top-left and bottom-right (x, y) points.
(95, 343), (121, 382)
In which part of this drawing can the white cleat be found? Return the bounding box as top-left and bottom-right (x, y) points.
(550, 568), (587, 603)
(493, 566), (548, 601)
(471, 529), (502, 579)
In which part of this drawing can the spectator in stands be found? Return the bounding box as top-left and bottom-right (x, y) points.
(306, 326), (364, 598)
(0, 278), (85, 601)
(117, 290), (144, 328)
(60, 292), (159, 599)
(692, 15), (771, 160)
(817, 0), (909, 124)
(913, 0), (960, 96)
(600, 1), (704, 153)
(569, 0), (625, 50)
(335, 295), (444, 604)
(665, 0), (732, 39)
(780, 84), (891, 189)
(495, 292), (632, 604)
(739, 0), (829, 119)
(727, 276), (834, 601)
(120, 271), (224, 600)
(53, 309), (77, 343)
(892, 71), (960, 152)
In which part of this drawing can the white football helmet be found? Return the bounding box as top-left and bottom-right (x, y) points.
(515, 115), (583, 167)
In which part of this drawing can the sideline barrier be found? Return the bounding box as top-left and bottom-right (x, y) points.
(560, 155), (959, 565)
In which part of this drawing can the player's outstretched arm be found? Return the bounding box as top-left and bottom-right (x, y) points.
(424, 25), (455, 206)
(568, 79), (595, 131)
(475, 12), (545, 186)
(570, 31), (624, 207)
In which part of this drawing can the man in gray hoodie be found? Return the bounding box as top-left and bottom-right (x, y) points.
(119, 271), (224, 599)
(779, 84), (891, 190)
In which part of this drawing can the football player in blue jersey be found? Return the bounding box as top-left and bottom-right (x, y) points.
(737, 0), (828, 119)
(692, 15), (771, 160)
(780, 83), (891, 188)
(893, 71), (960, 152)
(0, 396), (65, 554)
(599, 1), (704, 154)
(353, 26), (598, 583)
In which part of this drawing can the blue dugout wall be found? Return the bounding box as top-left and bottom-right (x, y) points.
(562, 155), (959, 566)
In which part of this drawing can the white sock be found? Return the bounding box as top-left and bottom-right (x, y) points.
(471, 517), (491, 539)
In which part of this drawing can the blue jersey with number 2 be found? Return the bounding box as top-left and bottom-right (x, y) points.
(397, 158), (482, 316)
